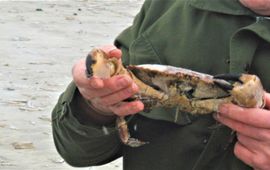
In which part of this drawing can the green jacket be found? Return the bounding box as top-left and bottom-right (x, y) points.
(52, 0), (270, 169)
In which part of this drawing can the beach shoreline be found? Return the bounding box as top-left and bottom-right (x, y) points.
(0, 1), (143, 169)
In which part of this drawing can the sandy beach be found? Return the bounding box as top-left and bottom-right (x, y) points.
(0, 0), (143, 169)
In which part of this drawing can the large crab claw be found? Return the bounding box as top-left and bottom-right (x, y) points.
(214, 74), (265, 108)
(85, 49), (120, 78)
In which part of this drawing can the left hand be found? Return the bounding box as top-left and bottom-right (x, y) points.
(215, 92), (270, 170)
(239, 0), (270, 15)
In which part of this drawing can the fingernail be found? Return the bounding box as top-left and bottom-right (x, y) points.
(218, 104), (228, 114)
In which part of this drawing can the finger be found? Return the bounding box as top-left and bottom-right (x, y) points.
(234, 142), (255, 168)
(218, 104), (270, 128)
(90, 99), (113, 114)
(99, 45), (122, 59)
(237, 133), (262, 153)
(235, 140), (270, 170)
(80, 88), (106, 100)
(239, 0), (265, 10)
(214, 113), (270, 141)
(100, 83), (139, 106)
(102, 75), (133, 93)
(78, 87), (106, 100)
(76, 75), (104, 90)
(87, 76), (104, 89)
(239, 0), (270, 15)
(109, 101), (144, 116)
(109, 49), (122, 58)
(80, 75), (135, 100)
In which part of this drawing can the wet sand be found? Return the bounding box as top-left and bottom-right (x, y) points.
(0, 1), (143, 169)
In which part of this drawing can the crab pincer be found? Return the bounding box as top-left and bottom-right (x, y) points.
(213, 74), (240, 90)
(213, 73), (265, 108)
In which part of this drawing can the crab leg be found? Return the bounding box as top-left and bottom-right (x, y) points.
(117, 116), (148, 147)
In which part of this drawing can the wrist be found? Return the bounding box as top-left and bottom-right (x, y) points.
(71, 90), (116, 126)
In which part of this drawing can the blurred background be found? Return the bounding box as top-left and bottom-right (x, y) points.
(0, 0), (143, 169)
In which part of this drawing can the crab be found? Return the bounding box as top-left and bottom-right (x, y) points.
(85, 48), (265, 147)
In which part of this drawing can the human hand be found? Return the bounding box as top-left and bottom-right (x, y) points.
(214, 92), (270, 170)
(239, 0), (270, 15)
(72, 45), (144, 116)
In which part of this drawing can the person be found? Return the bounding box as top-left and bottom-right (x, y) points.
(52, 0), (270, 169)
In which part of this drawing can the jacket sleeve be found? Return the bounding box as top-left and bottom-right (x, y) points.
(52, 82), (122, 167)
(51, 1), (151, 167)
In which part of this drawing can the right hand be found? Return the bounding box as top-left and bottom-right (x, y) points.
(72, 45), (144, 116)
(239, 0), (270, 16)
